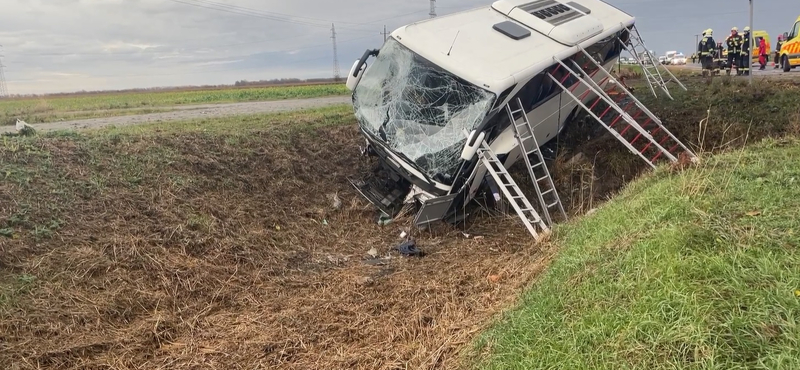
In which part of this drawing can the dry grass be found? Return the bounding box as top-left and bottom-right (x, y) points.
(0, 114), (553, 369)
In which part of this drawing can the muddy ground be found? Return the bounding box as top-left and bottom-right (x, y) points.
(1, 78), (799, 369)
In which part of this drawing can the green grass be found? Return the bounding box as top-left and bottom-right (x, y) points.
(0, 104), (354, 234)
(470, 137), (800, 369)
(0, 83), (349, 125)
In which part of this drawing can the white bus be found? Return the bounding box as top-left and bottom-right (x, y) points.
(345, 0), (674, 226)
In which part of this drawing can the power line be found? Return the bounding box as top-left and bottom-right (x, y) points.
(0, 47), (8, 97)
(331, 24), (341, 81)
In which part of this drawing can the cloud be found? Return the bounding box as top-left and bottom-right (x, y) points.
(192, 59), (245, 67)
(1, 0), (796, 94)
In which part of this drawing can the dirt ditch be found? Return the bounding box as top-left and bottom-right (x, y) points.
(1, 78), (798, 369)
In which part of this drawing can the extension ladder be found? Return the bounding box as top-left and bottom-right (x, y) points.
(505, 97), (567, 227)
(621, 25), (687, 100)
(477, 141), (549, 240)
(547, 53), (696, 169)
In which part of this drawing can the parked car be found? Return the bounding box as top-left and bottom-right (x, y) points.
(664, 50), (677, 64)
(671, 53), (687, 65)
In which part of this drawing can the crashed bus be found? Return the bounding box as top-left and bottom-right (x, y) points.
(346, 0), (692, 239)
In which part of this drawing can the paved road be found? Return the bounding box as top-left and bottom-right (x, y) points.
(671, 63), (799, 78)
(1, 95), (352, 134)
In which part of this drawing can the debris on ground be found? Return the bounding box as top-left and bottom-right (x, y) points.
(377, 212), (392, 226)
(367, 247), (379, 258)
(15, 119), (36, 136)
(393, 240), (424, 257)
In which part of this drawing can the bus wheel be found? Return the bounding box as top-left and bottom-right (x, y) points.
(783, 55), (791, 72)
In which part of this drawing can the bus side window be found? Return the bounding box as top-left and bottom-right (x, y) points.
(791, 21), (800, 40)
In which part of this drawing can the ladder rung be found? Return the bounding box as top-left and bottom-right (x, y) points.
(547, 201), (560, 208)
(510, 109), (524, 115)
(528, 161), (543, 168)
(536, 176), (549, 182)
(540, 189), (553, 196)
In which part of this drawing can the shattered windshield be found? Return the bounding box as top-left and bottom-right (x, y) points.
(352, 38), (495, 184)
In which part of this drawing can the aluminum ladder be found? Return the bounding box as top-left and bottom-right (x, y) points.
(505, 97), (567, 227)
(547, 54), (696, 169)
(621, 25), (687, 100)
(477, 140), (549, 240)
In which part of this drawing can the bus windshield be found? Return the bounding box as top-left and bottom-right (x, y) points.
(352, 38), (495, 183)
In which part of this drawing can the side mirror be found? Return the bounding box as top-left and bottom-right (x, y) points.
(784, 32), (790, 40)
(346, 60), (366, 91)
(460, 130), (485, 160)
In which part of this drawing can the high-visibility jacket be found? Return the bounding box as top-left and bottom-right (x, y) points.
(699, 36), (716, 56)
(726, 34), (743, 54)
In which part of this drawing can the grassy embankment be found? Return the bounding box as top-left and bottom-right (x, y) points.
(469, 78), (800, 369)
(0, 83), (348, 125)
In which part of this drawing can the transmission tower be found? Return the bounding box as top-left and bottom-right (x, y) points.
(331, 23), (341, 81)
(429, 0), (437, 18)
(0, 46), (8, 98)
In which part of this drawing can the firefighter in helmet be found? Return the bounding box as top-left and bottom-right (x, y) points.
(741, 26), (752, 75)
(775, 35), (784, 69)
(698, 29), (716, 76)
(725, 27), (743, 75)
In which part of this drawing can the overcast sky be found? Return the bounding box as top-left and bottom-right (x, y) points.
(1, 0), (796, 94)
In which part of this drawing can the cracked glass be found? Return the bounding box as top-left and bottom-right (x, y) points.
(352, 38), (495, 184)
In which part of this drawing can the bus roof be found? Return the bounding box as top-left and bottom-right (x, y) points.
(391, 0), (636, 93)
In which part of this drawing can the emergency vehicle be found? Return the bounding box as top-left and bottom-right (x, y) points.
(345, 0), (690, 239)
(752, 30), (770, 65)
(779, 15), (800, 72)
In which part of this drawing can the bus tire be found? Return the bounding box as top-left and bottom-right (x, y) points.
(783, 55), (791, 72)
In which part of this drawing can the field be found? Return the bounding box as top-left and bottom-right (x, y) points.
(0, 83), (349, 125)
(2, 76), (800, 369)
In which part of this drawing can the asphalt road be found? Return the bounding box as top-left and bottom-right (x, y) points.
(1, 95), (353, 134)
(671, 62), (799, 78)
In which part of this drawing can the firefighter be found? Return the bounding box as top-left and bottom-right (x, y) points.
(741, 26), (752, 75)
(698, 29), (716, 76)
(725, 27), (743, 75)
(775, 35), (784, 69)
